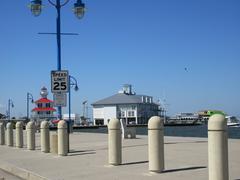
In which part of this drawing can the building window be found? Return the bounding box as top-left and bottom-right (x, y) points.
(46, 111), (51, 114)
(95, 119), (104, 126)
(128, 111), (135, 117)
(46, 103), (50, 108)
(120, 111), (125, 117)
(38, 103), (42, 108)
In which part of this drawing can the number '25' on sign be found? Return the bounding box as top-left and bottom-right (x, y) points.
(51, 70), (69, 93)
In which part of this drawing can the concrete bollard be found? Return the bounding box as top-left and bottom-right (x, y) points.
(0, 123), (5, 145)
(58, 120), (68, 156)
(108, 118), (122, 165)
(27, 121), (35, 150)
(15, 121), (24, 148)
(41, 121), (50, 153)
(208, 114), (229, 180)
(148, 116), (164, 173)
(50, 134), (58, 154)
(6, 122), (13, 147)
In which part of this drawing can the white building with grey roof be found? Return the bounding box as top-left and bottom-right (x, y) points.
(92, 84), (162, 125)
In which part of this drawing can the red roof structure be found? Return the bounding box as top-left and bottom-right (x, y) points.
(35, 98), (54, 103)
(31, 87), (56, 120)
(32, 107), (56, 112)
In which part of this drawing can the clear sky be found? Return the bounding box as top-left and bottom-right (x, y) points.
(0, 0), (240, 118)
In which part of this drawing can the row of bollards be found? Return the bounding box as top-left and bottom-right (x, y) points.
(108, 116), (164, 171)
(0, 120), (68, 156)
(108, 114), (229, 180)
(0, 115), (229, 179)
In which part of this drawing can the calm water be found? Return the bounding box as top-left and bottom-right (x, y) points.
(76, 125), (240, 139)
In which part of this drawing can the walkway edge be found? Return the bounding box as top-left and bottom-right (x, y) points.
(0, 161), (49, 180)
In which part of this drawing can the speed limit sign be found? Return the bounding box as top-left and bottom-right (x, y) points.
(51, 70), (69, 93)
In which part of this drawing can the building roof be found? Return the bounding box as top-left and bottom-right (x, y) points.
(32, 107), (56, 112)
(35, 98), (54, 103)
(92, 93), (153, 106)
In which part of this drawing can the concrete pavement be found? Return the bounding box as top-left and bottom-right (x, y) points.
(0, 131), (239, 180)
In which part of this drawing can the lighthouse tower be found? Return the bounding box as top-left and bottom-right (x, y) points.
(32, 87), (56, 121)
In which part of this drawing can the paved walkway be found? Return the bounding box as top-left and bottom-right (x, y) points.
(0, 169), (23, 180)
(0, 132), (239, 180)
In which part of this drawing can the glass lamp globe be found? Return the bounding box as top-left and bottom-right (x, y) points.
(30, 0), (42, 17)
(73, 0), (85, 19)
(74, 85), (79, 91)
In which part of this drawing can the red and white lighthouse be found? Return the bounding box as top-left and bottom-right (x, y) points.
(32, 87), (56, 121)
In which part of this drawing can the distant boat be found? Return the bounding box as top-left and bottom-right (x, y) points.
(166, 113), (201, 125)
(226, 116), (240, 127)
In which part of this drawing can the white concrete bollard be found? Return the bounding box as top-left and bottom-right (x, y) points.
(208, 114), (229, 180)
(108, 118), (122, 165)
(148, 116), (164, 173)
(27, 121), (35, 150)
(0, 123), (5, 145)
(6, 122), (13, 147)
(58, 120), (68, 156)
(15, 121), (24, 148)
(41, 121), (50, 153)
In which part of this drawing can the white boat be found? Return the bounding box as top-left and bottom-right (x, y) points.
(226, 116), (240, 127)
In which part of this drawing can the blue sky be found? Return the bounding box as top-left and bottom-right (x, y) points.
(0, 0), (240, 118)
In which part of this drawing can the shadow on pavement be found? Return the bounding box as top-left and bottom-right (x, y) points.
(122, 144), (148, 149)
(163, 166), (207, 173)
(69, 149), (95, 153)
(68, 149), (96, 156)
(68, 152), (96, 157)
(121, 161), (148, 166)
(165, 141), (207, 145)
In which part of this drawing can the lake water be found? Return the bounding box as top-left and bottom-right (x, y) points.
(76, 125), (240, 139)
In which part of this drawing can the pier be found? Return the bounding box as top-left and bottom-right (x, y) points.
(0, 131), (239, 180)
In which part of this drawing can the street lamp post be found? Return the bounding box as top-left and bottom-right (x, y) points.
(27, 93), (34, 120)
(68, 75), (79, 130)
(29, 0), (85, 119)
(7, 99), (14, 121)
(67, 75), (78, 152)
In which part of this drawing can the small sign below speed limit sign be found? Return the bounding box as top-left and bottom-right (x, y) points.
(51, 70), (69, 93)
